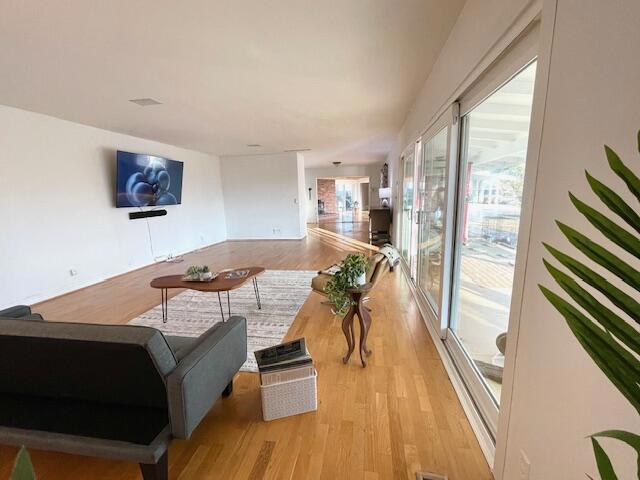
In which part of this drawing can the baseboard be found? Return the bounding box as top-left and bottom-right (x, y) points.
(226, 235), (307, 241)
(27, 239), (226, 308)
(400, 263), (496, 470)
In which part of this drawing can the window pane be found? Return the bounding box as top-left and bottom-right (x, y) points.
(451, 62), (537, 403)
(417, 127), (448, 311)
(401, 155), (414, 263)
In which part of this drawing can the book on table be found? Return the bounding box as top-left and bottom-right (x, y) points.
(224, 269), (249, 279)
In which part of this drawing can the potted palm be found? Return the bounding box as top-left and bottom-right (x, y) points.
(324, 253), (368, 315)
(540, 130), (640, 479)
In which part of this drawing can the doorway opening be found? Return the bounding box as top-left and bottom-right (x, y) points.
(316, 176), (370, 242)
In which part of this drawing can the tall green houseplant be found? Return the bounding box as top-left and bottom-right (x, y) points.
(324, 253), (368, 315)
(540, 131), (640, 479)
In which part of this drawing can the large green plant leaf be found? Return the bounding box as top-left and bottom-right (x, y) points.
(543, 259), (640, 355)
(605, 145), (640, 203)
(543, 243), (640, 324)
(539, 286), (640, 414)
(586, 171), (640, 234)
(543, 134), (640, 480)
(591, 438), (618, 480)
(10, 447), (36, 480)
(592, 430), (640, 477)
(556, 222), (640, 290)
(570, 193), (640, 260)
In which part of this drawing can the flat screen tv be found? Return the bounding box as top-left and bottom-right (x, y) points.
(116, 151), (184, 208)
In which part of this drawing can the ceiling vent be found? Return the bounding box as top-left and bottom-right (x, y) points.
(332, 161), (342, 166)
(129, 98), (162, 106)
(247, 144), (261, 147)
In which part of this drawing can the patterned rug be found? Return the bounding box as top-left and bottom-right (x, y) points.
(129, 269), (317, 372)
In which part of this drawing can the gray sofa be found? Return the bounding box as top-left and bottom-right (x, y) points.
(0, 305), (247, 480)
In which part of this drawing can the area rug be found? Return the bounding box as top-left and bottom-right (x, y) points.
(129, 269), (317, 372)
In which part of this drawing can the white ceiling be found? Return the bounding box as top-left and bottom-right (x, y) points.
(0, 0), (465, 167)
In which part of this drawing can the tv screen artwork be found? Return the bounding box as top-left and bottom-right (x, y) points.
(116, 151), (184, 208)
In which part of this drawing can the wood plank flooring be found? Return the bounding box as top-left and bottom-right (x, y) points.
(0, 230), (492, 480)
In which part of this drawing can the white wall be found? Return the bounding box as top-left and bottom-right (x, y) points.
(387, 0), (640, 478)
(0, 105), (227, 309)
(220, 152), (306, 239)
(304, 163), (384, 223)
(501, 1), (640, 478)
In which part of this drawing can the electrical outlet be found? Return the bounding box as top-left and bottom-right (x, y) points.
(69, 268), (78, 277)
(272, 228), (281, 234)
(519, 450), (531, 480)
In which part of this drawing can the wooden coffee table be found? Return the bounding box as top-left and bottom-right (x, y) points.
(150, 266), (265, 323)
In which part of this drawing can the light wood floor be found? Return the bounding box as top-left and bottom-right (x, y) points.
(0, 231), (492, 480)
(316, 210), (371, 243)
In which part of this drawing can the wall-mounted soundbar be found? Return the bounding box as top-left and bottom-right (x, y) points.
(129, 209), (167, 220)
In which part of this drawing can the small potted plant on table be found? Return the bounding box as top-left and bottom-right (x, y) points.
(185, 265), (213, 281)
(324, 253), (368, 315)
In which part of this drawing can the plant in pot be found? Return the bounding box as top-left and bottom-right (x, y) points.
(324, 253), (368, 315)
(539, 130), (640, 479)
(186, 265), (212, 281)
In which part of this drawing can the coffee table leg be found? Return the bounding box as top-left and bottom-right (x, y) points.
(253, 278), (262, 309)
(162, 288), (168, 323)
(217, 292), (225, 321)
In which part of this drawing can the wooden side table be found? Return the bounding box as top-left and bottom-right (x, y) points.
(341, 282), (373, 367)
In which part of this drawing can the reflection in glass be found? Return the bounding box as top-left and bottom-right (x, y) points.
(417, 128), (448, 312)
(451, 62), (537, 403)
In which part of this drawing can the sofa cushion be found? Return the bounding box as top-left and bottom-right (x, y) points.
(0, 320), (177, 409)
(311, 273), (331, 294)
(0, 305), (39, 319)
(165, 323), (225, 362)
(0, 392), (168, 445)
(366, 253), (386, 282)
(165, 335), (197, 361)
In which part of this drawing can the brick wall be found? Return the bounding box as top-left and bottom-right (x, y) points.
(317, 179), (336, 213)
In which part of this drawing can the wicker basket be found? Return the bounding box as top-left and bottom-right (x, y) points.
(260, 370), (317, 421)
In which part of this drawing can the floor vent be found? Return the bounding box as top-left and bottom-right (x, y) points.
(416, 473), (448, 480)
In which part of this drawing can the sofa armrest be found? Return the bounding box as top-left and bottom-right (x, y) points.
(166, 316), (247, 439)
(0, 305), (42, 320)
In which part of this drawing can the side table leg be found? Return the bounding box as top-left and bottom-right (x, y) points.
(162, 288), (168, 323)
(217, 292), (225, 322)
(341, 307), (356, 364)
(358, 302), (372, 357)
(253, 278), (262, 309)
(227, 290), (231, 317)
(357, 311), (367, 367)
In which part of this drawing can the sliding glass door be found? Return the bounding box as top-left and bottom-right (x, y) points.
(415, 127), (449, 316)
(400, 151), (415, 267)
(446, 61), (537, 430)
(396, 23), (539, 439)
